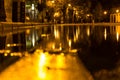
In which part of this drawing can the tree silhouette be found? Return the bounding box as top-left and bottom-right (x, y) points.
(0, 0), (6, 21)
(92, 2), (103, 22)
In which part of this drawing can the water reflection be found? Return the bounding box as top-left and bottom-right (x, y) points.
(116, 26), (120, 42)
(0, 25), (119, 54)
(1, 24), (120, 71)
(1, 24), (120, 79)
(104, 28), (107, 40)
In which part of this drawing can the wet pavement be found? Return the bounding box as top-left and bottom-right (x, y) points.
(0, 49), (93, 80)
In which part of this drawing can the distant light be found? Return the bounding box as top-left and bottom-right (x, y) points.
(68, 4), (71, 7)
(7, 44), (10, 47)
(51, 0), (55, 3)
(4, 53), (8, 56)
(26, 16), (30, 20)
(10, 53), (13, 56)
(116, 9), (119, 13)
(103, 11), (107, 15)
(26, 29), (30, 34)
(31, 4), (35, 10)
(86, 14), (90, 17)
(54, 12), (60, 17)
(75, 12), (78, 15)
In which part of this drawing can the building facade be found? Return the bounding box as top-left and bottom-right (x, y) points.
(110, 13), (120, 23)
(4, 0), (44, 22)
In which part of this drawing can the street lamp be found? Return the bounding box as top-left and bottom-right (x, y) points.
(86, 14), (90, 17)
(103, 11), (108, 22)
(116, 9), (119, 13)
(68, 3), (71, 7)
(51, 0), (55, 4)
(103, 11), (107, 15)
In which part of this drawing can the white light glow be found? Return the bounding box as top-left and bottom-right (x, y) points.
(117, 32), (119, 42)
(104, 28), (107, 40)
(31, 4), (35, 10)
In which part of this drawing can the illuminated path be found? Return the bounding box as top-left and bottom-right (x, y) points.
(0, 49), (93, 80)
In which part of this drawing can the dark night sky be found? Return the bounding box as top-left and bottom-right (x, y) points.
(91, 0), (120, 9)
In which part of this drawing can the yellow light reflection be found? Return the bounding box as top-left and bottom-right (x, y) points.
(0, 50), (10, 53)
(32, 36), (35, 47)
(104, 28), (107, 40)
(116, 26), (120, 42)
(4, 53), (8, 56)
(39, 53), (46, 67)
(54, 28), (60, 39)
(116, 32), (119, 42)
(38, 53), (47, 79)
(69, 49), (77, 53)
(74, 27), (80, 42)
(41, 34), (48, 37)
(87, 27), (90, 36)
(59, 43), (62, 50)
(73, 36), (77, 42)
(68, 39), (72, 49)
(44, 52), (49, 55)
(56, 55), (65, 68)
(26, 29), (30, 34)
(60, 53), (64, 56)
(38, 69), (46, 79)
(52, 43), (55, 49)
(76, 28), (79, 39)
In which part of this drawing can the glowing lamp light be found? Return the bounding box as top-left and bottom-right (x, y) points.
(116, 9), (119, 13)
(31, 4), (35, 10)
(103, 11), (107, 15)
(68, 4), (71, 7)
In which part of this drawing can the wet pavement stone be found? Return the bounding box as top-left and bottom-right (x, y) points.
(0, 50), (93, 80)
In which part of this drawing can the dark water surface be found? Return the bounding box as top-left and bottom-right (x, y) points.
(0, 24), (120, 78)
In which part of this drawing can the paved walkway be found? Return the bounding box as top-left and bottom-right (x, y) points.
(0, 49), (93, 80)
